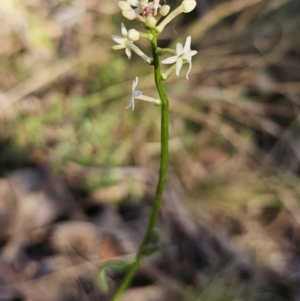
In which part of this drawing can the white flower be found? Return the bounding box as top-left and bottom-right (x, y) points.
(112, 24), (152, 63)
(111, 23), (132, 59)
(126, 77), (142, 111)
(126, 77), (161, 111)
(161, 36), (197, 79)
(127, 0), (159, 17)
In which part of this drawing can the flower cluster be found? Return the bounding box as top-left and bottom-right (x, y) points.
(112, 0), (198, 110)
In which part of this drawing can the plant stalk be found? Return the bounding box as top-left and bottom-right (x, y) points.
(110, 29), (169, 301)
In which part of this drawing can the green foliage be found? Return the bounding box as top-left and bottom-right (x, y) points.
(142, 227), (163, 256)
(98, 261), (132, 292)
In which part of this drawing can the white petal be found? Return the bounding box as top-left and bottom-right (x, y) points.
(186, 61), (192, 79)
(176, 43), (183, 55)
(126, 98), (135, 111)
(161, 56), (178, 64)
(182, 51), (197, 61)
(175, 59), (183, 76)
(182, 51), (197, 62)
(189, 50), (197, 57)
(121, 23), (128, 37)
(125, 47), (131, 59)
(112, 44), (126, 50)
(127, 0), (139, 7)
(183, 36), (191, 53)
(132, 77), (138, 90)
(111, 35), (124, 44)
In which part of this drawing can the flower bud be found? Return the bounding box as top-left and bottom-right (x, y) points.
(118, 1), (131, 11)
(122, 9), (136, 20)
(158, 5), (170, 16)
(128, 29), (140, 41)
(144, 16), (157, 28)
(181, 0), (197, 13)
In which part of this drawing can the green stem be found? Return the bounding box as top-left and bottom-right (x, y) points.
(156, 47), (176, 56)
(110, 29), (169, 301)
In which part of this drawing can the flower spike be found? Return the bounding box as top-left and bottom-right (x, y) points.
(111, 0), (198, 298)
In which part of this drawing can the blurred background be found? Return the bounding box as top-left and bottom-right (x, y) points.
(1, 0), (300, 300)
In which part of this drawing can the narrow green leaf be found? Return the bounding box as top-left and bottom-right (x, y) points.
(98, 268), (109, 292)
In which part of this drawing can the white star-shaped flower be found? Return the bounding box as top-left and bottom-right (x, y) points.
(112, 23), (152, 63)
(111, 23), (132, 59)
(161, 36), (197, 79)
(126, 77), (161, 111)
(126, 77), (142, 111)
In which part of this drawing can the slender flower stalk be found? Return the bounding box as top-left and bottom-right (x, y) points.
(155, 5), (183, 33)
(126, 40), (152, 63)
(111, 29), (169, 301)
(161, 64), (176, 80)
(109, 1), (197, 300)
(156, 47), (176, 56)
(156, 0), (197, 33)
